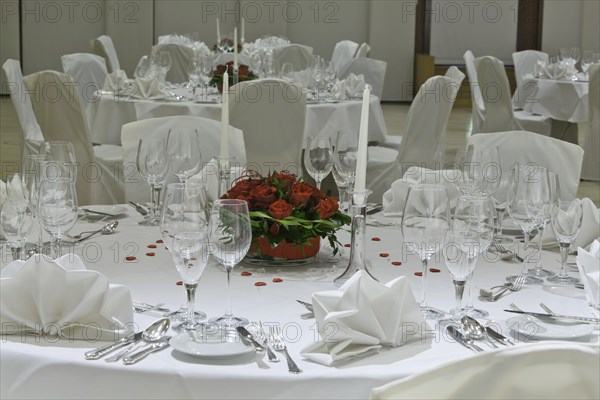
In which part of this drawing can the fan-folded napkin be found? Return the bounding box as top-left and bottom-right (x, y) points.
(577, 240), (599, 308)
(343, 73), (367, 97)
(382, 167), (461, 217)
(301, 271), (426, 366)
(104, 70), (166, 99)
(540, 64), (571, 80)
(1, 254), (133, 340)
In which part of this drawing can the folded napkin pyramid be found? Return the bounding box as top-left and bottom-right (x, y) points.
(343, 73), (367, 97)
(577, 240), (600, 308)
(541, 63), (569, 80)
(382, 167), (461, 217)
(1, 254), (134, 340)
(301, 271), (426, 366)
(537, 198), (600, 250)
(104, 70), (166, 100)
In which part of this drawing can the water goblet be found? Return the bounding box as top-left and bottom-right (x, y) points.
(547, 199), (583, 285)
(21, 154), (47, 252)
(137, 138), (168, 226)
(333, 131), (358, 189)
(166, 129), (203, 183)
(1, 175), (35, 261)
(158, 51), (172, 83)
(530, 172), (560, 278)
(489, 169), (512, 245)
(208, 199), (252, 329)
(304, 136), (333, 190)
(401, 184), (451, 320)
(40, 141), (77, 183)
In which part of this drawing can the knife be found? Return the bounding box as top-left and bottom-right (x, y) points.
(485, 326), (515, 346)
(446, 326), (483, 353)
(128, 201), (148, 216)
(122, 337), (171, 365)
(84, 331), (143, 360)
(80, 208), (118, 217)
(504, 310), (600, 323)
(366, 204), (383, 215)
(236, 326), (265, 352)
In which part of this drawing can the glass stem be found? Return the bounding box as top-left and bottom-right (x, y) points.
(521, 230), (530, 274)
(558, 243), (570, 278)
(464, 271), (474, 310)
(53, 236), (62, 260)
(152, 186), (162, 219)
(495, 208), (504, 241)
(315, 180), (322, 190)
(185, 283), (197, 327)
(419, 258), (429, 309)
(535, 224), (545, 274)
(224, 266), (233, 318)
(148, 183), (156, 219)
(453, 280), (466, 316)
(337, 185), (348, 213)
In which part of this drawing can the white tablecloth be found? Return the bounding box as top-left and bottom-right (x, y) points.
(87, 90), (387, 146)
(2, 210), (598, 399)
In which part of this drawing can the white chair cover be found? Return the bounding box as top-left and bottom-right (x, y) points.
(60, 53), (108, 109)
(272, 44), (314, 71)
(90, 35), (120, 73)
(229, 79), (306, 176)
(120, 116), (246, 203)
(463, 50), (485, 135)
(355, 42), (371, 58)
(151, 43), (194, 84)
(512, 50), (549, 86)
(214, 53), (255, 68)
(2, 59), (44, 157)
(581, 63), (600, 181)
(467, 130), (584, 200)
(331, 40), (359, 74)
(445, 65), (466, 85)
(23, 70), (123, 205)
(370, 342), (600, 400)
(338, 58), (387, 99)
(366, 75), (460, 202)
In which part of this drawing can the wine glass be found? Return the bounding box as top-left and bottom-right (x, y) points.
(530, 172), (560, 278)
(463, 145), (500, 196)
(137, 138), (168, 226)
(208, 199), (252, 329)
(547, 199), (583, 285)
(40, 141), (77, 183)
(166, 129), (203, 183)
(304, 136), (333, 190)
(21, 154), (46, 253)
(134, 55), (150, 79)
(37, 178), (78, 259)
(401, 184), (451, 319)
(489, 168), (512, 245)
(171, 231), (210, 330)
(334, 131), (359, 189)
(158, 51), (172, 83)
(453, 148), (468, 194)
(1, 175), (35, 260)
(581, 50), (593, 77)
(280, 62), (294, 82)
(309, 56), (323, 101)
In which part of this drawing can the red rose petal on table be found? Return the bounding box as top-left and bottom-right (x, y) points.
(391, 261), (402, 266)
(176, 281), (183, 286)
(147, 244), (157, 249)
(241, 271), (252, 276)
(429, 268), (441, 273)
(379, 252), (389, 258)
(344, 243), (351, 248)
(146, 252), (155, 257)
(156, 239), (164, 244)
(125, 256), (136, 261)
(414, 272), (423, 277)
(371, 237), (381, 241)
(273, 278), (283, 283)
(255, 282), (267, 286)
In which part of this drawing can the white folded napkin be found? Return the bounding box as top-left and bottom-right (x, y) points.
(577, 240), (599, 308)
(541, 63), (568, 80)
(1, 254), (134, 340)
(382, 167), (461, 217)
(188, 158), (246, 202)
(537, 198), (600, 250)
(192, 42), (211, 57)
(290, 69), (312, 89)
(329, 80), (346, 101)
(344, 73), (366, 97)
(130, 77), (166, 100)
(103, 69), (129, 92)
(301, 271), (426, 366)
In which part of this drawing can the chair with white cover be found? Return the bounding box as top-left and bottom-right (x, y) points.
(338, 58), (387, 99)
(2, 59), (44, 158)
(370, 343), (600, 400)
(512, 50), (549, 87)
(229, 79), (306, 176)
(272, 44), (314, 71)
(580, 63), (599, 181)
(355, 42), (371, 58)
(151, 43), (194, 84)
(90, 35), (120, 73)
(120, 116), (246, 203)
(61, 53), (108, 110)
(366, 75), (461, 202)
(331, 40), (359, 74)
(23, 70), (123, 205)
(467, 130), (584, 200)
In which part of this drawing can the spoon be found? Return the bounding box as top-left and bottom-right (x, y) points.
(479, 283), (512, 298)
(105, 317), (171, 363)
(69, 221), (119, 241)
(461, 316), (498, 348)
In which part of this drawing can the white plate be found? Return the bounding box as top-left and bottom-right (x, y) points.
(80, 205), (127, 216)
(506, 315), (594, 340)
(169, 332), (254, 359)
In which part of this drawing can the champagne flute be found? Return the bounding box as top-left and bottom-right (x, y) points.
(463, 145), (500, 196)
(166, 129), (203, 183)
(489, 169), (512, 245)
(547, 199), (583, 285)
(208, 199), (252, 329)
(530, 172), (560, 278)
(158, 51), (172, 83)
(401, 184), (451, 320)
(22, 154), (46, 253)
(304, 136), (333, 190)
(334, 131), (358, 190)
(137, 138), (168, 226)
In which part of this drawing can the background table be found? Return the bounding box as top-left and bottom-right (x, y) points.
(2, 211), (598, 399)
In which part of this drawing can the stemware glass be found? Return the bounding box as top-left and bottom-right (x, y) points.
(37, 178), (78, 259)
(547, 199), (583, 285)
(530, 172), (560, 278)
(280, 62), (294, 82)
(208, 199), (252, 329)
(22, 154), (47, 252)
(166, 129), (203, 183)
(489, 169), (512, 245)
(1, 175), (35, 260)
(310, 56), (323, 101)
(463, 145), (500, 196)
(158, 51), (172, 83)
(40, 141), (77, 183)
(171, 231), (210, 330)
(137, 138), (168, 226)
(581, 50), (593, 77)
(453, 148), (468, 194)
(401, 184), (451, 319)
(333, 131), (358, 189)
(304, 136), (333, 190)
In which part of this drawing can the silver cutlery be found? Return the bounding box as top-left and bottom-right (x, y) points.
(85, 331), (142, 360)
(270, 326), (302, 374)
(460, 316), (498, 348)
(68, 221), (118, 241)
(236, 326), (265, 353)
(252, 322), (279, 362)
(446, 325), (483, 353)
(105, 318), (171, 362)
(80, 208), (118, 217)
(504, 309), (600, 324)
(485, 326), (515, 346)
(129, 201), (148, 216)
(296, 300), (314, 313)
(491, 274), (525, 301)
(122, 337), (171, 365)
(132, 300), (170, 313)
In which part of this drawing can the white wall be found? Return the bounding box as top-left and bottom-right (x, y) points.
(580, 0), (600, 52)
(0, 0), (21, 94)
(542, 0), (583, 58)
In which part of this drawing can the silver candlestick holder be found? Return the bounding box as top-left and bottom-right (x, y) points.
(333, 189), (378, 287)
(232, 67), (239, 86)
(216, 156), (235, 198)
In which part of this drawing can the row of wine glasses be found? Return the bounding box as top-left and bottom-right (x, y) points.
(134, 51), (172, 83)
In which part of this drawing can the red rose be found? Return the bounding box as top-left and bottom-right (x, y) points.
(311, 187), (327, 203)
(268, 199), (293, 220)
(270, 222), (280, 235)
(315, 197), (339, 219)
(289, 182), (314, 207)
(239, 65), (249, 75)
(250, 184), (277, 210)
(273, 171), (297, 192)
(225, 178), (261, 200)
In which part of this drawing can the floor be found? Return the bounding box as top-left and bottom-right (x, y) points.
(1, 97), (598, 204)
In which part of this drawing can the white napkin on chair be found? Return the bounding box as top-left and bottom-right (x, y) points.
(538, 198), (600, 250)
(382, 167), (461, 217)
(0, 254), (134, 340)
(577, 240), (600, 308)
(300, 271), (426, 366)
(344, 73), (367, 97)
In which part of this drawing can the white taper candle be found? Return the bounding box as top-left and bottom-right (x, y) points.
(234, 27), (238, 69)
(220, 71), (229, 158)
(217, 18), (221, 43)
(241, 18), (245, 44)
(353, 86), (370, 193)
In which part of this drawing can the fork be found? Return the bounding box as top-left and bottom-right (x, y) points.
(269, 326), (302, 374)
(253, 322), (279, 363)
(539, 303), (557, 315)
(491, 274), (525, 301)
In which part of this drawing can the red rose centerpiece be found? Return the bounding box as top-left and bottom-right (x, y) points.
(222, 171), (351, 260)
(209, 61), (257, 93)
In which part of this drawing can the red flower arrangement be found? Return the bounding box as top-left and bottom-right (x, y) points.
(222, 171), (351, 258)
(209, 61), (257, 90)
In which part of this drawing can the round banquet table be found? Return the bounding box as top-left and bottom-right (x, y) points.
(87, 88), (388, 146)
(1, 210), (598, 399)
